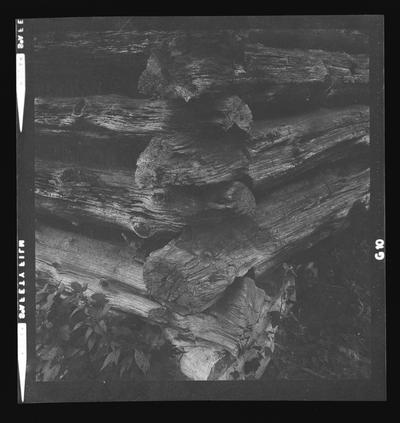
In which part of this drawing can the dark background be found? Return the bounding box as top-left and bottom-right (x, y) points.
(15, 14), (386, 402)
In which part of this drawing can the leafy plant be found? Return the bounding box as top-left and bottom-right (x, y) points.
(35, 280), (167, 382)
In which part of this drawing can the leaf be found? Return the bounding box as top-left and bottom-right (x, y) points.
(59, 324), (70, 341)
(85, 327), (94, 342)
(99, 303), (112, 318)
(70, 304), (84, 318)
(87, 335), (96, 352)
(100, 351), (115, 371)
(40, 361), (51, 381)
(144, 326), (166, 350)
(114, 348), (121, 365)
(93, 323), (103, 335)
(43, 292), (56, 311)
(42, 363), (61, 381)
(98, 320), (107, 333)
(134, 349), (150, 374)
(64, 347), (80, 358)
(37, 283), (49, 295)
(72, 321), (84, 332)
(119, 355), (133, 377)
(111, 326), (133, 337)
(52, 364), (61, 379)
(39, 346), (59, 361)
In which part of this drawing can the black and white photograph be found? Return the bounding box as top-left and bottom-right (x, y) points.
(16, 15), (385, 402)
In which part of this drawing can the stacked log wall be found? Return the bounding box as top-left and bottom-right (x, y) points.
(33, 25), (371, 380)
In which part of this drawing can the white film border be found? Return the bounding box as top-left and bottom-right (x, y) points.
(18, 322), (26, 402)
(16, 53), (25, 132)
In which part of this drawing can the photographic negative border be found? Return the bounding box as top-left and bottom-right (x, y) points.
(16, 14), (385, 402)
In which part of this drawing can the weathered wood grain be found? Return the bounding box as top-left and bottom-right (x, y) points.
(240, 45), (369, 112)
(35, 159), (256, 238)
(35, 95), (253, 140)
(135, 106), (369, 189)
(34, 29), (172, 56)
(36, 102), (368, 187)
(32, 30), (174, 96)
(138, 40), (369, 106)
(35, 224), (293, 379)
(35, 224), (169, 322)
(32, 30), (242, 97)
(171, 275), (294, 380)
(143, 162), (370, 314)
(33, 28), (369, 102)
(36, 224), (146, 292)
(33, 24), (373, 381)
(36, 229), (292, 380)
(135, 132), (249, 188)
(248, 105), (370, 189)
(242, 29), (368, 53)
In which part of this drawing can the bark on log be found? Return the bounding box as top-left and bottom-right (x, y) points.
(135, 106), (369, 189)
(138, 41), (369, 107)
(143, 162), (370, 314)
(35, 159), (256, 238)
(35, 95), (253, 140)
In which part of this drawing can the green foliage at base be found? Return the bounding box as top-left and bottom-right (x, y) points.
(35, 281), (169, 382)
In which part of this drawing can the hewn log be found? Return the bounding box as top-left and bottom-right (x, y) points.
(167, 273), (292, 355)
(138, 40), (369, 106)
(135, 132), (249, 188)
(33, 28), (369, 101)
(36, 226), (290, 380)
(248, 105), (369, 189)
(35, 224), (168, 321)
(243, 29), (368, 53)
(32, 30), (175, 97)
(34, 96), (174, 140)
(35, 95), (253, 141)
(36, 224), (146, 292)
(135, 106), (369, 189)
(170, 275), (295, 380)
(35, 224), (294, 379)
(36, 104), (368, 189)
(35, 159), (256, 238)
(33, 29), (172, 57)
(240, 45), (369, 113)
(35, 133), (147, 170)
(34, 28), (368, 60)
(32, 30), (242, 97)
(143, 162), (370, 314)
